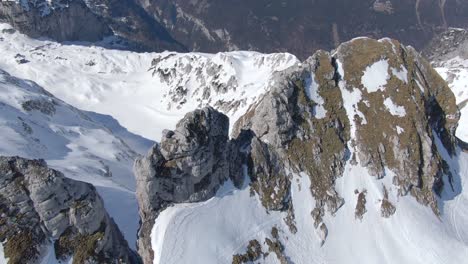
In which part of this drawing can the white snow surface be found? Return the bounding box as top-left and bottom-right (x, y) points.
(0, 244), (7, 264)
(337, 59), (367, 141)
(383, 97), (407, 117)
(391, 66), (409, 83)
(361, 59), (390, 93)
(435, 56), (468, 142)
(151, 150), (468, 264)
(0, 68), (151, 251)
(396, 125), (405, 135)
(0, 23), (299, 141)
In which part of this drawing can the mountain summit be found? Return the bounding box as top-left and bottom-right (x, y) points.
(134, 37), (467, 264)
(0, 19), (467, 264)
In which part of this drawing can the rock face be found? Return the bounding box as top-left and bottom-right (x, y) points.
(0, 156), (139, 264)
(135, 0), (468, 59)
(0, 0), (111, 42)
(0, 0), (185, 51)
(134, 107), (230, 263)
(2, 0), (468, 58)
(423, 28), (468, 64)
(425, 28), (468, 143)
(135, 37), (459, 263)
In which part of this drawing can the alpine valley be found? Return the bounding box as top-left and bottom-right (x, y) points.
(0, 7), (467, 264)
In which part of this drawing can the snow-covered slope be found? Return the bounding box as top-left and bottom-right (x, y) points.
(135, 37), (468, 264)
(435, 57), (468, 142)
(152, 151), (468, 264)
(0, 23), (299, 141)
(0, 67), (152, 250)
(1, 20), (468, 264)
(425, 28), (468, 143)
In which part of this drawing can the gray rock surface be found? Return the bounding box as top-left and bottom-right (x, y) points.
(134, 106), (230, 264)
(0, 0), (111, 42)
(0, 156), (139, 264)
(0, 0), (185, 52)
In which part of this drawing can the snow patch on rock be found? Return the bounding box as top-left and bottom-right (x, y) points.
(0, 244), (7, 264)
(392, 66), (408, 83)
(305, 72), (327, 119)
(384, 97), (406, 117)
(396, 126), (405, 134)
(361, 59), (390, 93)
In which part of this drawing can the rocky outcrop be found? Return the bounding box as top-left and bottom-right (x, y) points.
(135, 0), (468, 59)
(0, 0), (185, 52)
(0, 156), (138, 264)
(3, 0), (468, 58)
(135, 37), (460, 262)
(423, 28), (468, 64)
(234, 37), (458, 233)
(148, 52), (299, 113)
(134, 107), (230, 263)
(234, 50), (349, 231)
(0, 0), (111, 42)
(334, 38), (459, 213)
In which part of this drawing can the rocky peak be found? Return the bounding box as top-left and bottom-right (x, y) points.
(233, 37), (458, 237)
(334, 38), (458, 211)
(0, 156), (138, 264)
(134, 106), (230, 264)
(135, 38), (460, 263)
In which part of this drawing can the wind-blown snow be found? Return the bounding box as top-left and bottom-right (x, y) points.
(361, 59), (390, 93)
(384, 97), (406, 117)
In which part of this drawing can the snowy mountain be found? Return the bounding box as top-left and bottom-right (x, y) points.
(426, 28), (468, 143)
(0, 21), (468, 264)
(2, 0), (468, 58)
(0, 61), (153, 257)
(0, 23), (298, 140)
(133, 37), (468, 264)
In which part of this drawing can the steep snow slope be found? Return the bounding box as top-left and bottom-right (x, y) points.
(151, 151), (468, 264)
(0, 23), (299, 141)
(0, 68), (152, 250)
(435, 57), (468, 142)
